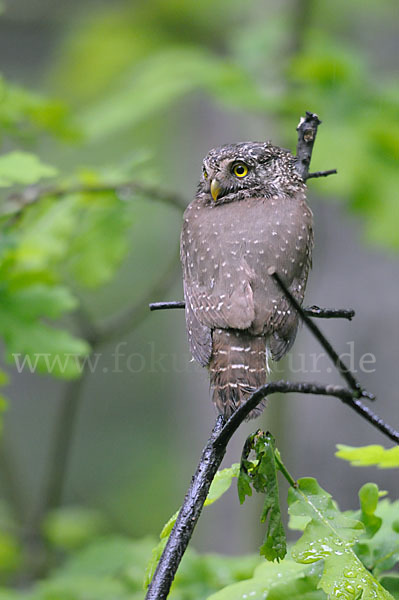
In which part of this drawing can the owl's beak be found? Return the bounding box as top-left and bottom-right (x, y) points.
(210, 178), (221, 202)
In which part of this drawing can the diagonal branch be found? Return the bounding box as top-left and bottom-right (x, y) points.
(145, 380), (399, 600)
(268, 268), (375, 400)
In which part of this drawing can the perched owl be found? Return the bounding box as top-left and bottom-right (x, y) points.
(180, 141), (313, 419)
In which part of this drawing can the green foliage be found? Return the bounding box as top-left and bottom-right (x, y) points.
(0, 534), (260, 600)
(48, 0), (399, 250)
(349, 494), (399, 577)
(0, 152), (58, 188)
(336, 444), (399, 468)
(0, 150), (139, 379)
(0, 78), (76, 144)
(82, 47), (267, 143)
(207, 558), (325, 600)
(144, 464), (240, 588)
(288, 478), (393, 599)
(42, 506), (108, 551)
(238, 432), (286, 562)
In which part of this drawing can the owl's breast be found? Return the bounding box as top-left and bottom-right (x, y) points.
(182, 193), (313, 332)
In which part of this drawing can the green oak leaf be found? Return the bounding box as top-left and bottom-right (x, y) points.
(336, 444), (399, 469)
(288, 478), (393, 599)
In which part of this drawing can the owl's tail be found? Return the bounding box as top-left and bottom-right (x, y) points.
(209, 328), (268, 420)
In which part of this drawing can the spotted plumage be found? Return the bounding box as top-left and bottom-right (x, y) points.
(180, 141), (313, 419)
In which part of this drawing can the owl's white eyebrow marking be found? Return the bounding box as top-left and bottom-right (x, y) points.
(230, 346), (245, 351)
(231, 364), (248, 370)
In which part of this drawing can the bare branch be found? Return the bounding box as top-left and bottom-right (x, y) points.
(149, 300), (355, 321)
(145, 380), (399, 599)
(4, 180), (186, 224)
(295, 111), (322, 180)
(268, 268), (374, 400)
(306, 169), (337, 179)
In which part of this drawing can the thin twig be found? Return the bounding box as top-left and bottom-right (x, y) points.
(269, 268), (375, 400)
(3, 180), (186, 225)
(149, 301), (186, 311)
(307, 169), (337, 179)
(149, 300), (355, 321)
(145, 380), (399, 599)
(295, 111), (322, 180)
(304, 305), (354, 320)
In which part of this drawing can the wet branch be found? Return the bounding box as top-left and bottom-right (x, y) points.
(146, 380), (399, 600)
(149, 300), (355, 321)
(307, 169), (337, 179)
(269, 269), (374, 400)
(145, 111), (391, 599)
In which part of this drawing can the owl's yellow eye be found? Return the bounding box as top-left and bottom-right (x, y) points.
(203, 168), (208, 180)
(232, 162), (248, 178)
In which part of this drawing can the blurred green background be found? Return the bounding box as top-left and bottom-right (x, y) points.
(0, 0), (398, 595)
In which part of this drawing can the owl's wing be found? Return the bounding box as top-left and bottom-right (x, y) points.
(268, 223), (314, 360)
(182, 284), (212, 366)
(180, 210), (255, 365)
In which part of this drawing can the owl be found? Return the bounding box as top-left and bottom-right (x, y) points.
(180, 141), (313, 419)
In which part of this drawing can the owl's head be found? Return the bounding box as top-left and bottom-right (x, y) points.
(197, 141), (304, 204)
